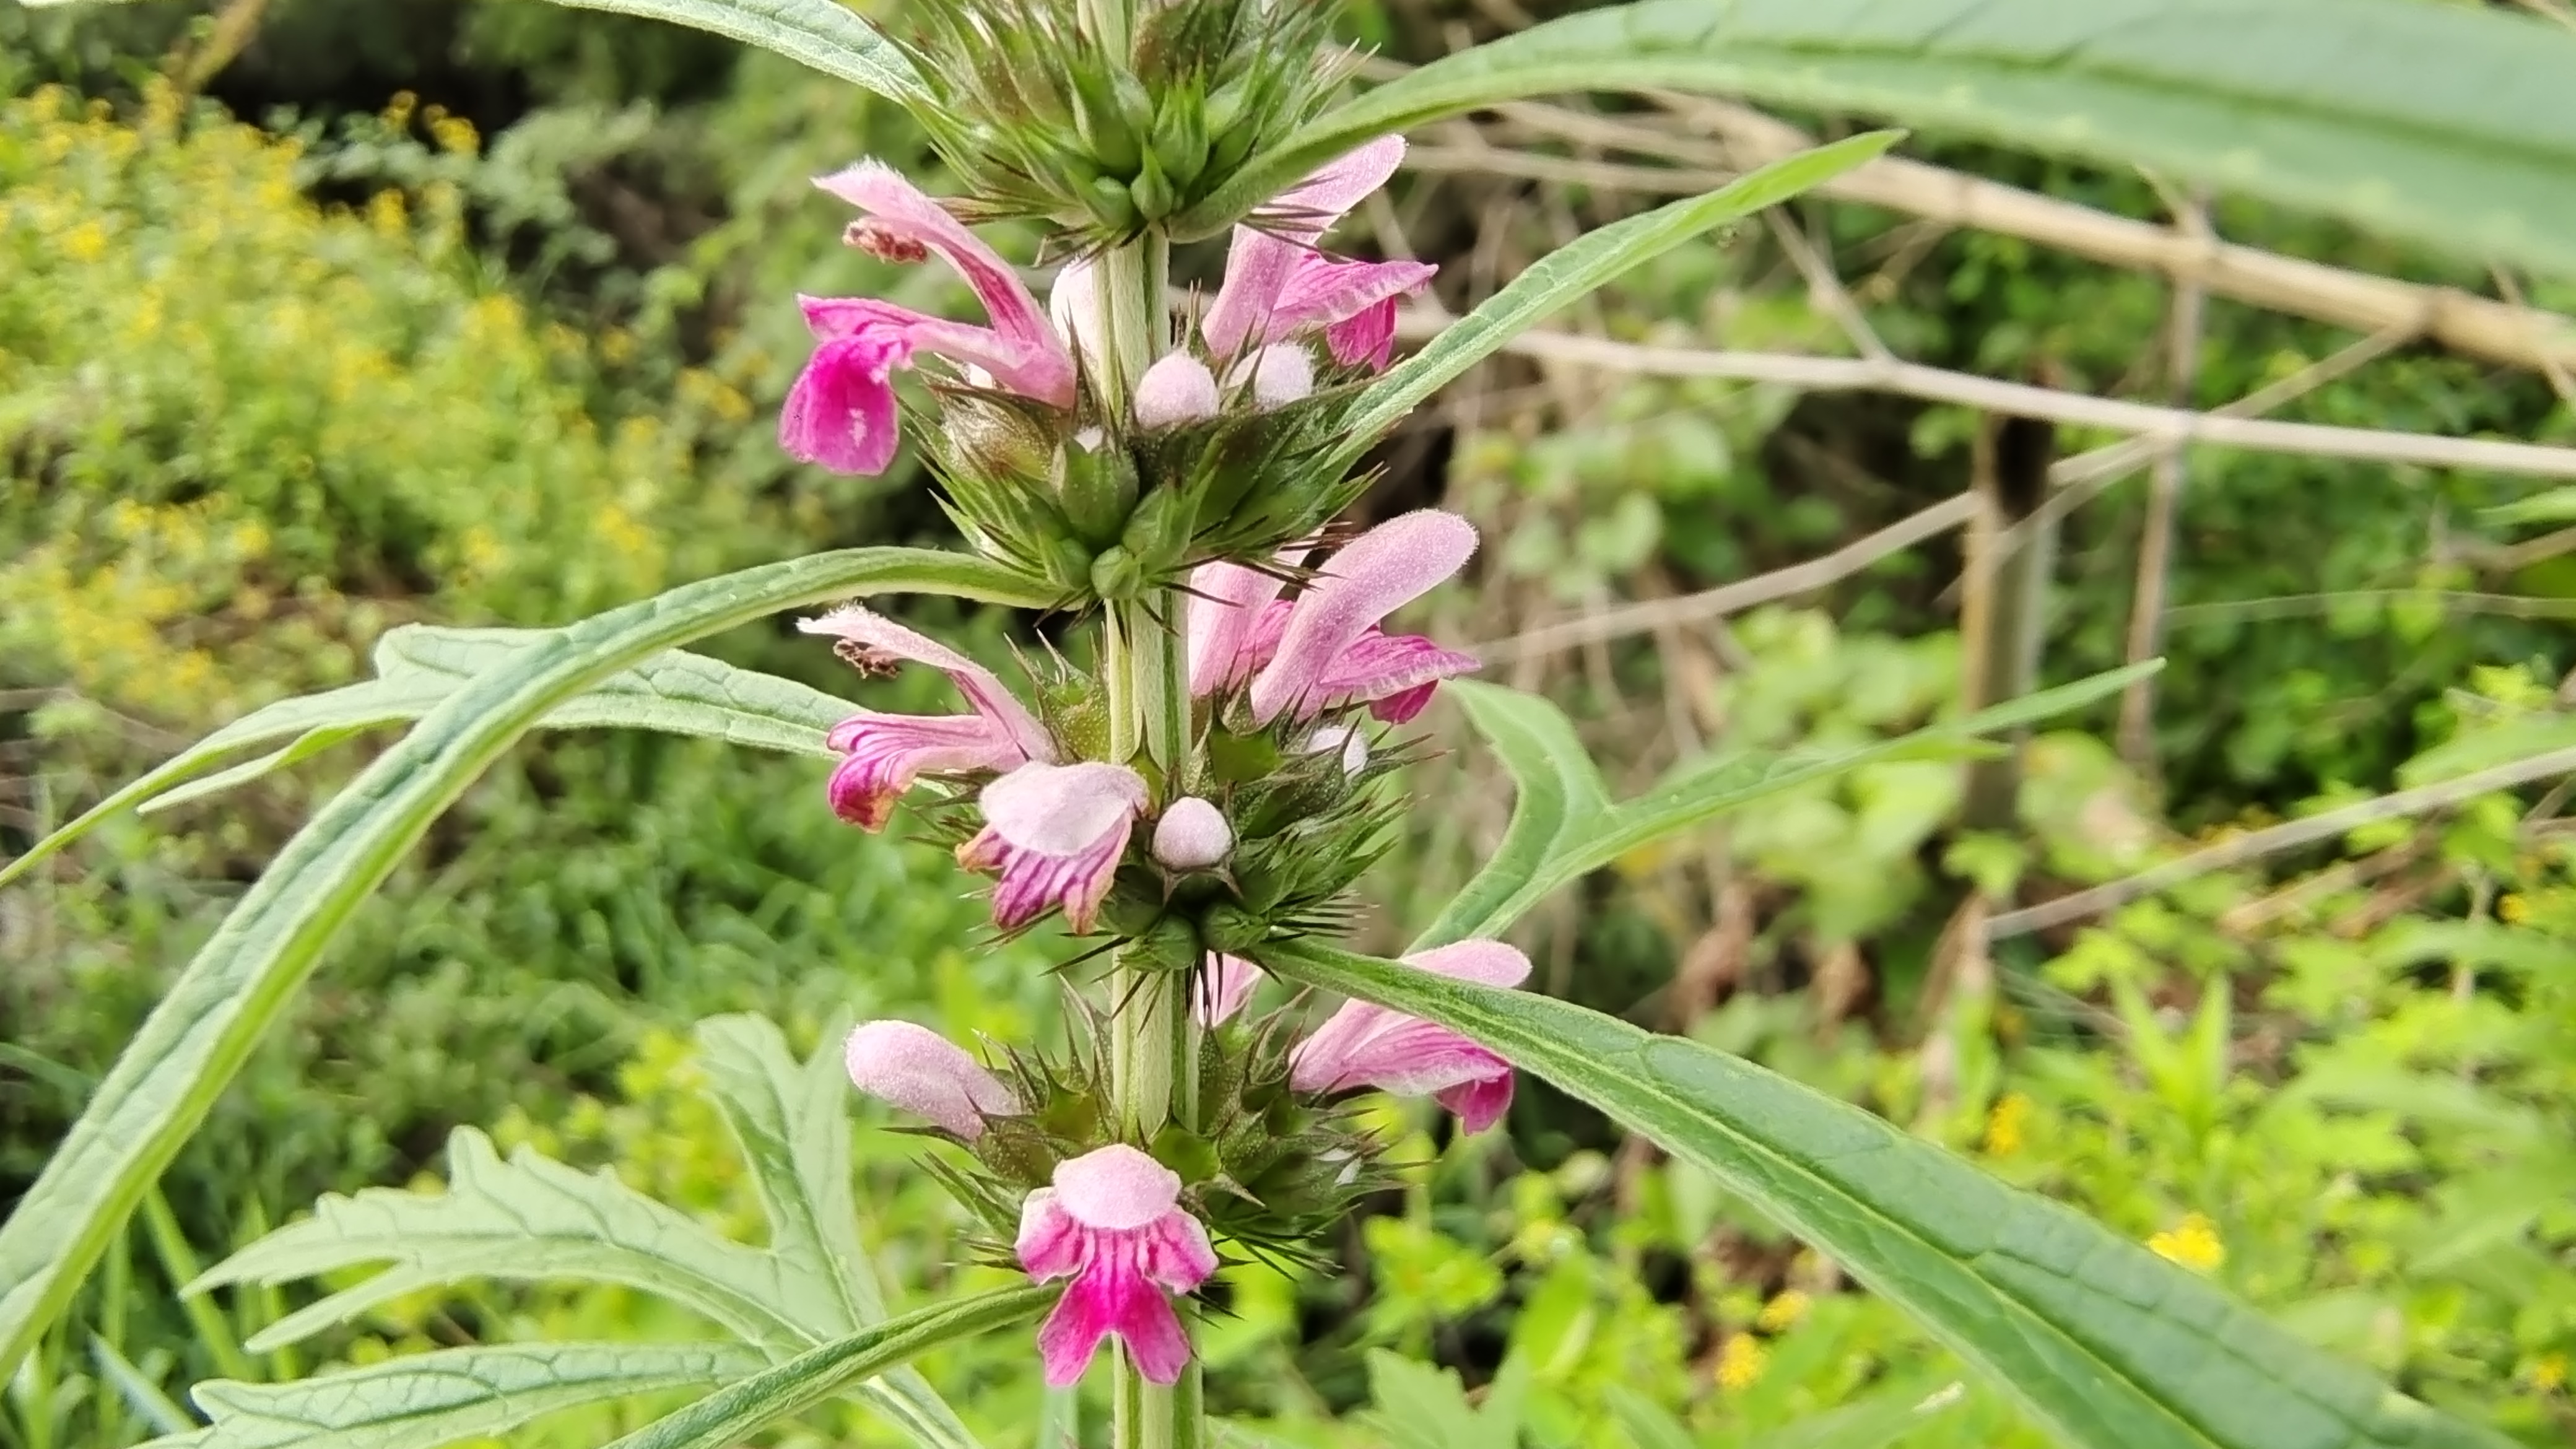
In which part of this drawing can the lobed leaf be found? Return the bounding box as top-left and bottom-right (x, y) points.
(1414, 663), (2157, 949)
(0, 546), (1051, 1381)
(602, 1287), (1059, 1449)
(140, 1342), (765, 1449)
(1326, 134), (1897, 469)
(1178, 0), (2576, 277)
(1260, 938), (2512, 1449)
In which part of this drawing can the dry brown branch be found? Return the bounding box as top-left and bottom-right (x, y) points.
(1477, 493), (1979, 663)
(1987, 744), (2576, 940)
(1391, 313), (2576, 482)
(2117, 195), (2211, 769)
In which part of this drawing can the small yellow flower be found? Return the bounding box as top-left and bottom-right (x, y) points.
(2147, 1212), (2226, 1272)
(2499, 893), (2530, 925)
(2526, 1352), (2566, 1393)
(61, 219), (108, 263)
(1756, 1289), (1809, 1333)
(1715, 1333), (1767, 1391)
(1983, 1092), (2030, 1157)
(429, 114), (479, 155)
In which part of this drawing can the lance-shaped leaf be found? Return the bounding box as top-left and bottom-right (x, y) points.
(1412, 664), (2157, 949)
(1174, 0), (2576, 279)
(1260, 938), (2510, 1449)
(1323, 134), (1896, 472)
(546, 0), (921, 103)
(604, 1287), (1060, 1449)
(692, 1016), (981, 1449)
(141, 1342), (766, 1449)
(193, 1128), (810, 1355)
(0, 623), (878, 892)
(0, 546), (1050, 1381)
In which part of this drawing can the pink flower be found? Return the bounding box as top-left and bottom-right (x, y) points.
(798, 606), (1056, 830)
(1187, 511), (1481, 724)
(1016, 1145), (1218, 1388)
(843, 1021), (1021, 1139)
(1288, 941), (1530, 1133)
(957, 762), (1150, 933)
(1201, 137), (1435, 372)
(781, 162), (1077, 475)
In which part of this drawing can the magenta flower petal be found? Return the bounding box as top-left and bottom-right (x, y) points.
(1203, 137), (1408, 359)
(1194, 954), (1263, 1026)
(796, 607), (1055, 828)
(1287, 940), (1530, 1133)
(1185, 559), (1295, 697)
(1250, 511), (1479, 724)
(812, 163), (1073, 404)
(1317, 629), (1480, 723)
(801, 606), (1055, 758)
(959, 762), (1149, 932)
(1325, 295), (1403, 371)
(843, 1021), (1020, 1138)
(1016, 1146), (1217, 1388)
(1266, 256), (1434, 358)
(780, 334), (903, 474)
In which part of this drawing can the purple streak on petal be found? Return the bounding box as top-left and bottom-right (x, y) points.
(1015, 1148), (1215, 1388)
(821, 712), (1019, 829)
(843, 1020), (1020, 1138)
(799, 606), (1055, 763)
(779, 334), (902, 475)
(1194, 953), (1263, 1026)
(1016, 1188), (1082, 1277)
(962, 762), (1146, 933)
(1250, 511), (1479, 724)
(812, 162), (1073, 404)
(1185, 560), (1292, 697)
(1271, 136), (1408, 237)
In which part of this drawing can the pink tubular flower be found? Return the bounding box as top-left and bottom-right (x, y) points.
(1201, 137), (1435, 372)
(798, 606), (1056, 830)
(1016, 1145), (1219, 1388)
(1289, 941), (1530, 1133)
(1187, 511), (1480, 724)
(843, 1021), (1021, 1139)
(957, 762), (1150, 933)
(781, 162), (1077, 475)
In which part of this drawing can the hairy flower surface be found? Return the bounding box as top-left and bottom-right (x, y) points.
(959, 761), (1151, 932)
(1188, 510), (1480, 723)
(781, 163), (1076, 474)
(799, 606), (1055, 829)
(843, 1020), (1022, 1139)
(1287, 941), (1530, 1132)
(1017, 1144), (1219, 1387)
(1202, 137), (1435, 370)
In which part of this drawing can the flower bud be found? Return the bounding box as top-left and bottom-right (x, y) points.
(1090, 544), (1146, 601)
(1133, 353), (1220, 431)
(1149, 87), (1210, 189)
(1129, 152), (1178, 222)
(1303, 724), (1368, 776)
(1060, 438), (1141, 545)
(1120, 486), (1198, 575)
(1152, 796), (1234, 869)
(1235, 343), (1314, 409)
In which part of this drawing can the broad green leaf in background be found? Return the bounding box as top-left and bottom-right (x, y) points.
(690, 1016), (982, 1449)
(1260, 939), (2512, 1449)
(1326, 134), (1897, 469)
(1412, 663), (2158, 949)
(0, 547), (1051, 1382)
(1177, 0), (2576, 278)
(194, 1128), (813, 1356)
(547, 0), (922, 103)
(603, 1287), (1058, 1449)
(0, 624), (860, 892)
(139, 1342), (767, 1449)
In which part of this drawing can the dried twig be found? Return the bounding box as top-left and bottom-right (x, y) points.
(1987, 744), (2576, 939)
(2117, 193), (2211, 770)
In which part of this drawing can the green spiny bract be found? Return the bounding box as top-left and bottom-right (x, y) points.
(902, 0), (1350, 247)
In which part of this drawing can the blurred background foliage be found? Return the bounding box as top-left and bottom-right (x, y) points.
(4, 0), (2574, 1444)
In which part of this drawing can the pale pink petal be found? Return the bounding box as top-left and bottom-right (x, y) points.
(822, 712), (1020, 829)
(844, 1020), (1020, 1138)
(1053, 1144), (1181, 1231)
(1194, 954), (1263, 1026)
(1250, 511), (1479, 723)
(1201, 137), (1408, 359)
(779, 334), (902, 475)
(1286, 941), (1528, 1133)
(1263, 256), (1434, 350)
(1015, 1188), (1083, 1279)
(960, 817), (1132, 933)
(981, 762), (1149, 857)
(799, 606), (1055, 762)
(1271, 136), (1408, 235)
(1406, 939), (1534, 989)
(1048, 257), (1103, 381)
(1133, 352), (1220, 430)
(1151, 797), (1233, 871)
(1316, 629), (1479, 723)
(812, 163), (1073, 404)
(1185, 560), (1292, 697)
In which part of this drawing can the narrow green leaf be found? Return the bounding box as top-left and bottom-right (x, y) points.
(1415, 663), (2156, 949)
(196, 1128), (808, 1355)
(0, 547), (1050, 1382)
(1603, 1388), (1694, 1449)
(1178, 0), (2576, 277)
(690, 1016), (981, 1449)
(89, 1334), (194, 1438)
(140, 1342), (766, 1449)
(547, 0), (923, 103)
(1261, 938), (2510, 1449)
(1326, 134), (1896, 468)
(603, 1287), (1058, 1449)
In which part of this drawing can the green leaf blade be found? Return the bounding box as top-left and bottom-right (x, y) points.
(1261, 939), (2510, 1449)
(545, 0), (923, 102)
